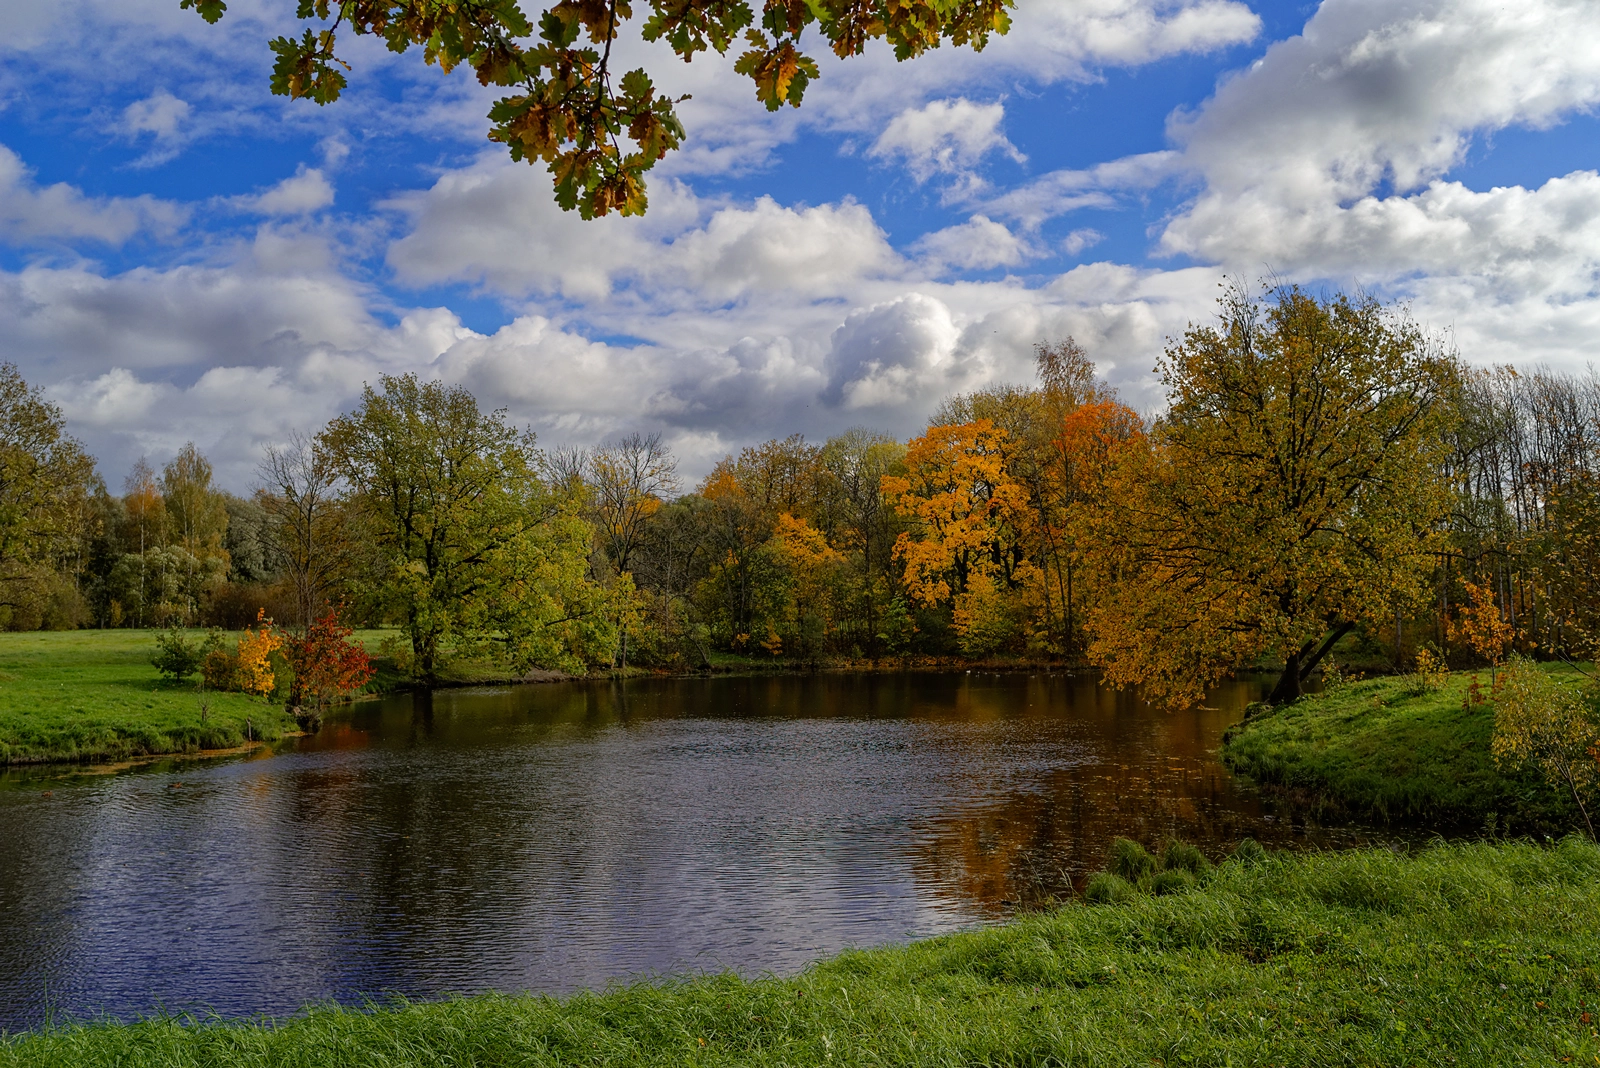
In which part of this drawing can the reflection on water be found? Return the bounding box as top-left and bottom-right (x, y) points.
(0, 671), (1395, 1030)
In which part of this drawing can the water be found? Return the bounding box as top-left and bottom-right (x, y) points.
(0, 671), (1393, 1030)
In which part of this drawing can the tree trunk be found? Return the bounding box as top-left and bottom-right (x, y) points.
(1267, 622), (1355, 705)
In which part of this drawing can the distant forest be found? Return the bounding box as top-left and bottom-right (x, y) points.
(2, 285), (1595, 705)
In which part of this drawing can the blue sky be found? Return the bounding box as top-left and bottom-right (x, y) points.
(1, 0), (1597, 488)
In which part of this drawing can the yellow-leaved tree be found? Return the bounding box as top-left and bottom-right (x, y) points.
(1492, 658), (1598, 839)
(1081, 285), (1458, 708)
(883, 419), (1032, 654)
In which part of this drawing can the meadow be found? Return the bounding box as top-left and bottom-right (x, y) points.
(0, 630), (300, 765)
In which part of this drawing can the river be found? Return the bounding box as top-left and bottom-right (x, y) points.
(0, 670), (1393, 1030)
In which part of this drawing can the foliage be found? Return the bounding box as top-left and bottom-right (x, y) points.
(0, 362), (99, 614)
(150, 625), (210, 681)
(181, 0), (1010, 220)
(282, 606), (376, 711)
(1492, 656), (1600, 838)
(1400, 645), (1450, 696)
(322, 374), (613, 680)
(234, 614), (286, 698)
(1082, 285), (1458, 708)
(8, 840), (1599, 1065)
(1223, 666), (1586, 832)
(1450, 578), (1514, 668)
(884, 419), (1031, 611)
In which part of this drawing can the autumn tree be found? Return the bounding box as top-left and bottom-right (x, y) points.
(883, 419), (1031, 651)
(282, 606), (376, 720)
(183, 0), (1013, 218)
(1083, 285), (1458, 708)
(588, 432), (679, 574)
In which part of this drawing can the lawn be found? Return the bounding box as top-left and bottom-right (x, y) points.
(2, 838), (1596, 1066)
(1222, 668), (1588, 834)
(0, 629), (298, 765)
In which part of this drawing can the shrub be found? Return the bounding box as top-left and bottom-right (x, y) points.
(151, 626), (205, 681)
(202, 648), (241, 691)
(1492, 657), (1599, 839)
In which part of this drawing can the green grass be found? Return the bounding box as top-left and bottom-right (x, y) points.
(1223, 669), (1586, 832)
(0, 630), (296, 765)
(3, 839), (1597, 1065)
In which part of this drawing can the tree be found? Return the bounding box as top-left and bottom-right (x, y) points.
(0, 364), (99, 615)
(883, 419), (1029, 610)
(589, 432), (679, 575)
(1083, 285), (1458, 708)
(161, 443), (231, 620)
(321, 374), (616, 680)
(1492, 658), (1599, 839)
(183, 0), (1012, 219)
(260, 432), (352, 627)
(282, 606), (375, 719)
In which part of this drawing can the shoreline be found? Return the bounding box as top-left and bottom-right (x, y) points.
(3, 839), (1595, 1063)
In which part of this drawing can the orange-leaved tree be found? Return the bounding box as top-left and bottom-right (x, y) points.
(283, 606), (376, 714)
(1080, 285), (1458, 708)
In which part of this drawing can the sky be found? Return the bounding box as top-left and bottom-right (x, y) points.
(1, 0), (1598, 491)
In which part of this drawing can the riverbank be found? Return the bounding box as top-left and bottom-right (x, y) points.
(1222, 667), (1587, 834)
(0, 631), (298, 766)
(3, 838), (1595, 1065)
(0, 629), (1087, 766)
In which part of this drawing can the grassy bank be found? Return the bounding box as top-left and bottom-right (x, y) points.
(0, 630), (299, 766)
(1223, 668), (1585, 832)
(4, 839), (1597, 1065)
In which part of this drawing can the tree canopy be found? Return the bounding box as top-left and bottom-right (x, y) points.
(1081, 286), (1458, 708)
(180, 0), (1012, 218)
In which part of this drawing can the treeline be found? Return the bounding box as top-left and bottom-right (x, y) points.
(4, 284), (1599, 703)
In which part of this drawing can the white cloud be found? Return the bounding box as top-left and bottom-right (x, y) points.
(1157, 0), (1600, 293)
(0, 145), (184, 244)
(237, 166), (336, 216)
(123, 89), (190, 142)
(913, 215), (1033, 271)
(868, 99), (1024, 185)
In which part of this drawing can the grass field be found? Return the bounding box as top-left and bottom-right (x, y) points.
(1222, 668), (1587, 833)
(2, 838), (1596, 1066)
(0, 629), (300, 765)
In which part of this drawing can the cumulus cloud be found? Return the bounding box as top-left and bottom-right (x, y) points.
(389, 159), (899, 304)
(868, 99), (1024, 185)
(1156, 0), (1600, 297)
(912, 215), (1033, 271)
(0, 145), (183, 243)
(122, 88), (191, 165)
(236, 166), (336, 216)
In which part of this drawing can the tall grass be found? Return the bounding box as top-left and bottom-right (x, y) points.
(5, 839), (1598, 1066)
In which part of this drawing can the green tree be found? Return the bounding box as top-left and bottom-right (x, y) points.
(183, 0), (1012, 219)
(0, 363), (99, 618)
(322, 374), (614, 680)
(1083, 286), (1458, 708)
(162, 443), (232, 620)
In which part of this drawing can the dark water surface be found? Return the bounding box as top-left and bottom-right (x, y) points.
(0, 672), (1394, 1030)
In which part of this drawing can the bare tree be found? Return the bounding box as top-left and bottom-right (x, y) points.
(259, 431), (349, 628)
(590, 433), (679, 575)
